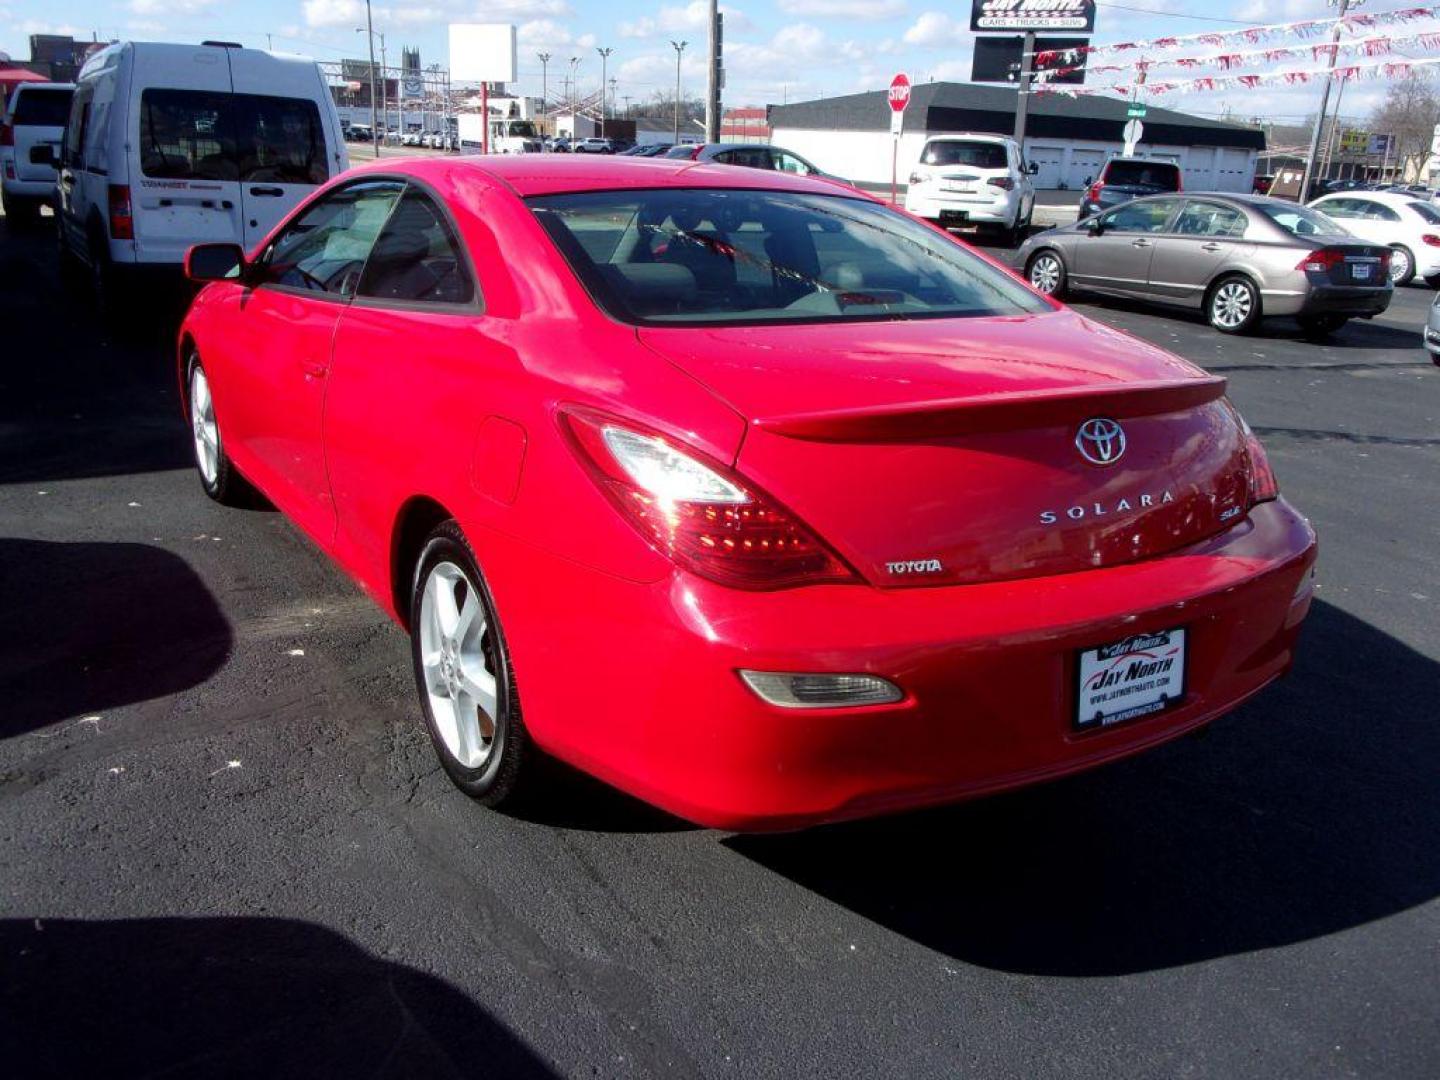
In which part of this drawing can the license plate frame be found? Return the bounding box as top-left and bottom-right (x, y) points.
(1074, 627), (1187, 731)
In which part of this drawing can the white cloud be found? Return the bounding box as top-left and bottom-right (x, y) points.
(303, 0), (363, 28)
(902, 12), (967, 48)
(619, 2), (751, 39)
(468, 0), (573, 17)
(390, 5), (448, 24)
(1232, 0), (1325, 21)
(778, 0), (906, 19)
(128, 0), (216, 13)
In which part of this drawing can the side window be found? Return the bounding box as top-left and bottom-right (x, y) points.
(1099, 198), (1180, 234)
(1317, 199), (1356, 219)
(235, 94), (328, 185)
(1173, 201), (1248, 238)
(259, 180), (404, 296)
(63, 83), (94, 169)
(356, 189), (477, 306)
(1354, 200), (1399, 222)
(772, 151), (813, 175)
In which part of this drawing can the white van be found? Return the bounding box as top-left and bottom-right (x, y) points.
(1, 82), (74, 226)
(53, 41), (348, 310)
(903, 133), (1036, 246)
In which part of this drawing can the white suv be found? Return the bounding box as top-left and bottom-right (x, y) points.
(574, 137), (615, 154)
(1, 82), (74, 227)
(904, 133), (1036, 246)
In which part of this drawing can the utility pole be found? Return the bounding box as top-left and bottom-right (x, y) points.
(568, 56), (580, 137)
(622, 93), (633, 117)
(266, 33), (273, 50)
(596, 47), (612, 138)
(537, 52), (550, 149)
(671, 40), (686, 143)
(705, 2), (721, 143)
(360, 4), (379, 159)
(1011, 30), (1035, 152)
(1300, 0), (1362, 203)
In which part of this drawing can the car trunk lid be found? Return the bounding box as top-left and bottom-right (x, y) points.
(637, 311), (1252, 587)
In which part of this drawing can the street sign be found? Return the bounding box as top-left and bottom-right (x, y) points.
(890, 110), (904, 134)
(1126, 104), (1146, 118)
(1122, 118), (1143, 154)
(888, 72), (911, 114)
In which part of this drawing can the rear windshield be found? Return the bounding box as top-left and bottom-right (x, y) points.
(1408, 201), (1440, 225)
(1102, 160), (1181, 189)
(530, 188), (1051, 327)
(139, 89), (327, 184)
(921, 140), (1007, 169)
(1257, 203), (1349, 238)
(13, 87), (74, 126)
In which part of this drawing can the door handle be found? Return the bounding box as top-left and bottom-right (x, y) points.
(250, 186), (284, 197)
(59, 170), (74, 187)
(301, 359), (329, 378)
(1201, 242), (1223, 252)
(1131, 239), (1152, 248)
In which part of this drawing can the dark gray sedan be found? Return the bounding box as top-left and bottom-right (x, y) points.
(1017, 194), (1393, 336)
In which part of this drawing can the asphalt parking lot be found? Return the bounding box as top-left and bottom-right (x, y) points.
(2, 208), (1437, 1079)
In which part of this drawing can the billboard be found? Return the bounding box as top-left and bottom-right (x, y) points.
(449, 23), (516, 83)
(1338, 128), (1368, 155)
(1367, 132), (1393, 156)
(972, 36), (1089, 84)
(971, 0), (1097, 33)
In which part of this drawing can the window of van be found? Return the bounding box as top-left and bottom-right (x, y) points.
(138, 89), (329, 185)
(13, 87), (74, 127)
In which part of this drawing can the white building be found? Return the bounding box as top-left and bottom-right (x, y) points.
(769, 83), (1264, 193)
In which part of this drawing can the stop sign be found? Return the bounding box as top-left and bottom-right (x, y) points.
(888, 73), (911, 113)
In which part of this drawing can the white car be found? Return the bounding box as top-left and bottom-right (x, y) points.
(1, 82), (73, 227)
(573, 137), (615, 154)
(53, 41), (348, 319)
(1308, 190), (1440, 287)
(903, 133), (1036, 246)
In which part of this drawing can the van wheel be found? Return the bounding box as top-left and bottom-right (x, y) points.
(410, 521), (537, 808)
(186, 353), (251, 506)
(87, 229), (120, 325)
(1206, 275), (1261, 334)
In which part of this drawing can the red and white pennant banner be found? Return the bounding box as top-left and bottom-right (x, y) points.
(1037, 55), (1440, 99)
(1034, 4), (1440, 66)
(1034, 31), (1440, 82)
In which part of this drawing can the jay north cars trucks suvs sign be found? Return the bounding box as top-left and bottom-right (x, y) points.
(971, 0), (1097, 33)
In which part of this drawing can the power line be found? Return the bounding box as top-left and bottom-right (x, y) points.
(1094, 2), (1267, 24)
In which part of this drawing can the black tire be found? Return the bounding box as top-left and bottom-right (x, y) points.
(1423, 272), (1440, 291)
(1297, 314), (1349, 340)
(1206, 274), (1262, 335)
(87, 226), (121, 326)
(1026, 249), (1068, 299)
(409, 521), (536, 807)
(185, 352), (252, 506)
(1388, 244), (1415, 287)
(56, 223), (86, 294)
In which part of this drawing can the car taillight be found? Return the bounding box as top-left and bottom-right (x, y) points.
(988, 176), (1015, 190)
(108, 185), (134, 240)
(559, 408), (858, 590)
(0, 123), (13, 147)
(1296, 248), (1344, 273)
(1423, 234), (1440, 248)
(1234, 411), (1278, 506)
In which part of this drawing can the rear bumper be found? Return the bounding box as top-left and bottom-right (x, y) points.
(1261, 283), (1392, 318)
(477, 498), (1318, 831)
(904, 190), (1018, 228)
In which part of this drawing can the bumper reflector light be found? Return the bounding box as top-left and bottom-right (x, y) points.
(740, 671), (904, 709)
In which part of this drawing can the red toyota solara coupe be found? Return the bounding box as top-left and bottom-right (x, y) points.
(178, 156), (1317, 830)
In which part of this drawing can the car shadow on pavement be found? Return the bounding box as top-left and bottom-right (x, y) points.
(0, 539), (232, 738)
(727, 599), (1440, 976)
(0, 915), (557, 1079)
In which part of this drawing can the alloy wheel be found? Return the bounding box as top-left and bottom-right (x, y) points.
(1389, 247), (1411, 284)
(1211, 282), (1252, 329)
(418, 560), (501, 770)
(1030, 254), (1062, 295)
(190, 366), (220, 485)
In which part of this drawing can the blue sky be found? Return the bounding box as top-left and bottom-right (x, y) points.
(2, 0), (1432, 124)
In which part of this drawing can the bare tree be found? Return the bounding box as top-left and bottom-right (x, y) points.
(1369, 69), (1440, 180)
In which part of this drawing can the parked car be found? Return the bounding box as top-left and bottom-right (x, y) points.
(348, 124), (373, 142)
(178, 156), (1316, 830)
(0, 81), (73, 226)
(1018, 193), (1392, 336)
(1426, 291), (1440, 366)
(544, 136), (571, 153)
(52, 41), (347, 319)
(573, 137), (615, 154)
(1077, 157), (1183, 221)
(903, 133), (1035, 246)
(1252, 174), (1275, 196)
(665, 142), (849, 187)
(633, 143), (673, 157)
(1307, 190), (1440, 286)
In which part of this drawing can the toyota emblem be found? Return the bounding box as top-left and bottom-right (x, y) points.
(1076, 418), (1126, 466)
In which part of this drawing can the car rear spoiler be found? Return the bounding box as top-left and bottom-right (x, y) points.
(751, 375), (1228, 442)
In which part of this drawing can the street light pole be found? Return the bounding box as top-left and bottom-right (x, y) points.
(671, 40), (686, 144)
(537, 52), (550, 150)
(361, 4), (379, 159)
(1299, 0), (1362, 202)
(596, 47), (612, 139)
(568, 56), (580, 139)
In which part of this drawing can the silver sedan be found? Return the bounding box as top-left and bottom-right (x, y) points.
(1017, 193), (1393, 337)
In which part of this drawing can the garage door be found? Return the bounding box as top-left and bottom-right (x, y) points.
(1028, 145), (1065, 188)
(1183, 147), (1215, 190)
(1066, 149), (1105, 189)
(1215, 148), (1251, 192)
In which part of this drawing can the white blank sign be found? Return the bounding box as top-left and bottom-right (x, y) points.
(449, 23), (516, 83)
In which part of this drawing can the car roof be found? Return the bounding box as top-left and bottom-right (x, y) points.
(1314, 190), (1423, 206)
(11, 81), (76, 93)
(352, 154), (868, 199)
(923, 132), (1013, 144)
